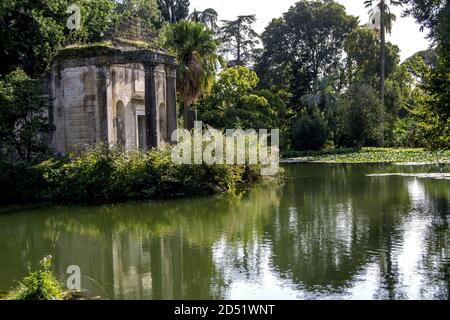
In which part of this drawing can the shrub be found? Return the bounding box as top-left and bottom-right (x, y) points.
(291, 111), (328, 151)
(37, 144), (116, 203)
(391, 116), (426, 148)
(9, 256), (64, 300)
(335, 83), (384, 148)
(30, 144), (262, 205)
(0, 68), (52, 162)
(197, 67), (289, 132)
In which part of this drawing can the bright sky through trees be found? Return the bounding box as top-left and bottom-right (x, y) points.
(190, 0), (430, 61)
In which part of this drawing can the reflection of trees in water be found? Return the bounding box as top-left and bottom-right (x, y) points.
(269, 165), (450, 299)
(412, 179), (450, 300)
(268, 165), (408, 293)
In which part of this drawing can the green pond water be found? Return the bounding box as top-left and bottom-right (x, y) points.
(0, 163), (449, 300)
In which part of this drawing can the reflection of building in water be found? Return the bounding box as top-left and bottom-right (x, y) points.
(111, 232), (152, 299)
(107, 232), (219, 300)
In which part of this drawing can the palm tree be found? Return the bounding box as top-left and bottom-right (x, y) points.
(188, 8), (219, 30)
(165, 21), (220, 129)
(364, 0), (401, 105)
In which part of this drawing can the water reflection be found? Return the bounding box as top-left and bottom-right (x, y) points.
(0, 164), (448, 300)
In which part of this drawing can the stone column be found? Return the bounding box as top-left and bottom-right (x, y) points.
(96, 65), (109, 143)
(144, 62), (158, 149)
(165, 65), (178, 143)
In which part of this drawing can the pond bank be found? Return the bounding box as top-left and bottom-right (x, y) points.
(282, 147), (450, 164)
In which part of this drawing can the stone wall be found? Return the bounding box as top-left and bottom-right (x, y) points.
(48, 65), (100, 154)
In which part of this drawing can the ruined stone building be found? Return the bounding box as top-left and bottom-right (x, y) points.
(45, 21), (177, 155)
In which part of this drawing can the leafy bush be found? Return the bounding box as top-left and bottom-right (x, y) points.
(391, 116), (426, 148)
(335, 83), (384, 148)
(7, 144), (262, 205)
(0, 68), (52, 162)
(197, 67), (289, 132)
(291, 111), (329, 151)
(9, 256), (64, 300)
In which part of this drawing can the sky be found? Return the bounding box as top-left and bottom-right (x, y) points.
(189, 0), (431, 61)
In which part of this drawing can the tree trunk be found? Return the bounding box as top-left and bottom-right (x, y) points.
(236, 21), (241, 65)
(380, 0), (386, 106)
(379, 0), (386, 146)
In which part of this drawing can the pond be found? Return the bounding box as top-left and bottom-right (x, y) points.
(0, 163), (449, 300)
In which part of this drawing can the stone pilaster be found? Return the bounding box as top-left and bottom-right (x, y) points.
(165, 66), (178, 143)
(96, 65), (109, 143)
(144, 62), (158, 149)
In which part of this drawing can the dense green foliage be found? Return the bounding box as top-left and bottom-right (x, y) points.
(8, 256), (64, 300)
(291, 112), (329, 151)
(335, 83), (384, 148)
(0, 69), (52, 162)
(197, 67), (287, 129)
(196, 66), (291, 149)
(344, 27), (400, 85)
(0, 0), (161, 77)
(251, 0), (448, 152)
(0, 145), (261, 205)
(255, 0), (358, 101)
(401, 0), (450, 149)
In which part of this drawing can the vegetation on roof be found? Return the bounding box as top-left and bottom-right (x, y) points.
(54, 41), (117, 60)
(54, 38), (161, 61)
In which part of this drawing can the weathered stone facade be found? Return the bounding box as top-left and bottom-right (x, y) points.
(46, 44), (177, 155)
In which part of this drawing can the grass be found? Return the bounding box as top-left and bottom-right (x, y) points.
(283, 148), (450, 164)
(7, 256), (65, 300)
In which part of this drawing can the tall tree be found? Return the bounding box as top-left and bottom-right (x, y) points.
(164, 21), (220, 129)
(345, 26), (400, 84)
(255, 0), (358, 104)
(188, 8), (219, 30)
(400, 0), (450, 149)
(157, 0), (190, 23)
(219, 15), (259, 66)
(364, 0), (402, 105)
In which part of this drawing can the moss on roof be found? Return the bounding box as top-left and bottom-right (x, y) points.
(54, 41), (118, 60)
(54, 38), (163, 61)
